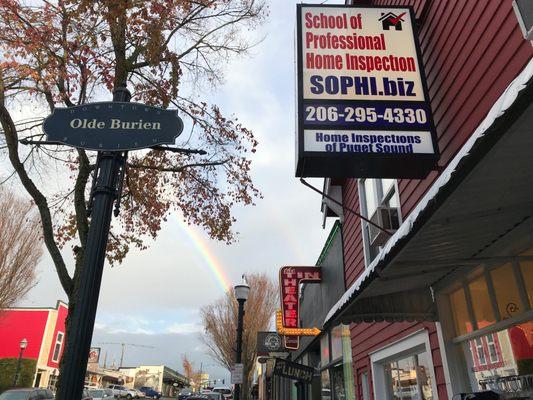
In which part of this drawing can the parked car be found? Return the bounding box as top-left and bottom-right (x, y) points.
(186, 395), (209, 400)
(108, 385), (137, 399)
(212, 387), (232, 400)
(89, 388), (114, 399)
(138, 387), (161, 399)
(132, 389), (145, 398)
(178, 388), (192, 400)
(205, 392), (223, 400)
(82, 389), (94, 400)
(0, 388), (54, 400)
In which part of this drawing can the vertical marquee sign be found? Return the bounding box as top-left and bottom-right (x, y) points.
(279, 266), (321, 350)
(295, 5), (439, 178)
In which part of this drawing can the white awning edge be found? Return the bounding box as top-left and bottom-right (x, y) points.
(324, 58), (533, 326)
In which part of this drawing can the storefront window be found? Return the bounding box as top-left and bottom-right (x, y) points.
(450, 287), (472, 336)
(519, 258), (533, 307)
(332, 364), (345, 400)
(468, 274), (496, 329)
(321, 334), (330, 367)
(383, 352), (433, 400)
(331, 326), (343, 361)
(490, 262), (522, 319)
(321, 370), (331, 400)
(321, 326), (355, 400)
(360, 372), (370, 400)
(463, 321), (533, 394)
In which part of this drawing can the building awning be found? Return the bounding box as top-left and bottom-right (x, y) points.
(324, 60), (533, 327)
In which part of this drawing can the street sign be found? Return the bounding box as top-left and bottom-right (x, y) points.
(43, 102), (183, 151)
(273, 358), (315, 383)
(230, 363), (243, 384)
(295, 5), (439, 178)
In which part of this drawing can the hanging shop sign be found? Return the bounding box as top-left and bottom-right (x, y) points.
(279, 266), (321, 350)
(273, 358), (315, 383)
(43, 102), (184, 151)
(295, 5), (439, 178)
(257, 331), (288, 356)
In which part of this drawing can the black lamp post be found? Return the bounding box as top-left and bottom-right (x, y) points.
(13, 338), (28, 386)
(233, 280), (250, 400)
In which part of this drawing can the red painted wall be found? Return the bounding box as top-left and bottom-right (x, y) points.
(47, 303), (68, 368)
(342, 1), (533, 399)
(0, 310), (49, 360)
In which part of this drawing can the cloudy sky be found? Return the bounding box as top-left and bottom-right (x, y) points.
(15, 0), (343, 382)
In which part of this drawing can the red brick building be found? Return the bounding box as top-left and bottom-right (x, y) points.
(0, 301), (68, 389)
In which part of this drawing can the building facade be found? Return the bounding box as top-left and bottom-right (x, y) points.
(319, 0), (533, 399)
(0, 300), (68, 389)
(278, 1), (533, 400)
(119, 365), (189, 397)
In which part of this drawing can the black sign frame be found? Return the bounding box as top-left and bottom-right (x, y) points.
(43, 101), (184, 151)
(295, 4), (440, 179)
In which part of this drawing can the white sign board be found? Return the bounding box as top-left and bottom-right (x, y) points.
(295, 5), (439, 178)
(231, 363), (243, 384)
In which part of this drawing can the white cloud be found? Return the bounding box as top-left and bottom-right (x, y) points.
(166, 322), (203, 335)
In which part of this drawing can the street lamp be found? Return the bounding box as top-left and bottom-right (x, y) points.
(233, 280), (249, 400)
(13, 338), (28, 386)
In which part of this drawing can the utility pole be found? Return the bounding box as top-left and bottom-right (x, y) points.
(55, 86), (131, 400)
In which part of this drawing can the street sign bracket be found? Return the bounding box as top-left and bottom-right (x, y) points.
(18, 138), (207, 155)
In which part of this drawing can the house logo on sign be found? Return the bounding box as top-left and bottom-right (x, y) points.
(379, 12), (406, 30)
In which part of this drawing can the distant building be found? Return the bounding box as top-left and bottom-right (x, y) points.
(0, 300), (68, 389)
(119, 365), (189, 397)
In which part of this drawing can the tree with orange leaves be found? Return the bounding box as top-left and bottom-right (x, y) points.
(0, 0), (265, 386)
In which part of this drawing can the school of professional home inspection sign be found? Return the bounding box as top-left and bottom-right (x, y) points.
(295, 5), (439, 178)
(43, 102), (183, 151)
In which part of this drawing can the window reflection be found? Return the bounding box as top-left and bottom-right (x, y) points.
(321, 369), (331, 400)
(491, 263), (522, 319)
(464, 322), (533, 394)
(468, 275), (496, 329)
(384, 352), (433, 400)
(450, 287), (472, 336)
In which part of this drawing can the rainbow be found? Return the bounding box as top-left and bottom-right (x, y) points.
(174, 216), (232, 293)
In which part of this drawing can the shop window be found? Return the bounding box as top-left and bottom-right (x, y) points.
(321, 325), (356, 400)
(331, 326), (343, 361)
(468, 274), (496, 329)
(384, 354), (433, 400)
(519, 257), (533, 307)
(490, 262), (522, 319)
(450, 287), (473, 336)
(359, 179), (401, 266)
(321, 369), (331, 400)
(370, 330), (437, 400)
(52, 332), (64, 362)
(359, 372), (370, 400)
(461, 322), (532, 394)
(332, 364), (346, 400)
